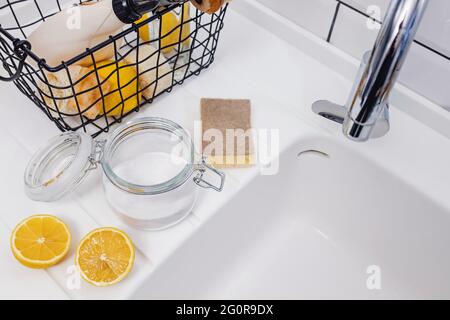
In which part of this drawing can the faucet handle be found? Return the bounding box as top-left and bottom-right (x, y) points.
(312, 100), (346, 124)
(312, 100), (389, 140)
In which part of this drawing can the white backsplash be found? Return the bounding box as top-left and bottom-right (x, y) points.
(256, 0), (450, 110)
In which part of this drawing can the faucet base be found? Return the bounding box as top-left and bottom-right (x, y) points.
(343, 104), (390, 141)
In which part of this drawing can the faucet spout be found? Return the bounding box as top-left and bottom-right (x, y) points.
(343, 0), (428, 141)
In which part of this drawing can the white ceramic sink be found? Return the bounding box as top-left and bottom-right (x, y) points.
(132, 134), (450, 299)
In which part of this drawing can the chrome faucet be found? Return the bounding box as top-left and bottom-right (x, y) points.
(312, 0), (429, 142)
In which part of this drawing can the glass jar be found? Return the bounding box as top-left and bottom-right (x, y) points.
(24, 117), (225, 230)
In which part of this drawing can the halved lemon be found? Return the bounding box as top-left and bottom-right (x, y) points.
(75, 227), (135, 287)
(11, 215), (71, 269)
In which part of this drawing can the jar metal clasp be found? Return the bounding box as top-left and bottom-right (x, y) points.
(88, 139), (107, 171)
(194, 157), (225, 192)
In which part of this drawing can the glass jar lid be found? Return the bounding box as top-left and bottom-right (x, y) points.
(24, 131), (94, 202)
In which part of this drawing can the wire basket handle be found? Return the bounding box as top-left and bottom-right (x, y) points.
(0, 39), (31, 82)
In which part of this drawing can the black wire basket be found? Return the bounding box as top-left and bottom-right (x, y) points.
(0, 0), (227, 137)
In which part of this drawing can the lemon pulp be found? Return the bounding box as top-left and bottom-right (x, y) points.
(75, 227), (135, 286)
(11, 215), (71, 269)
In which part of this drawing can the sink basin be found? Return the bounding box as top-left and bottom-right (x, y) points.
(132, 135), (450, 299)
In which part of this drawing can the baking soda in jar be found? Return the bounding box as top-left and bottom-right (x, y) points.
(103, 151), (198, 230)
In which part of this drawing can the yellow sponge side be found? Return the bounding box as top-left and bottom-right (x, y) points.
(206, 154), (255, 168)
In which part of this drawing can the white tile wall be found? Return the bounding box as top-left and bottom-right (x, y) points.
(256, 0), (450, 110)
(417, 0), (450, 57)
(341, 0), (450, 56)
(251, 0), (338, 39)
(331, 3), (380, 58)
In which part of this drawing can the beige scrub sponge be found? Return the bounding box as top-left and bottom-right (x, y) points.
(201, 98), (254, 168)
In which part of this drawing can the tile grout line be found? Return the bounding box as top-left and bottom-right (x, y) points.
(336, 0), (382, 23)
(334, 0), (450, 62)
(414, 40), (450, 61)
(327, 1), (341, 43)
